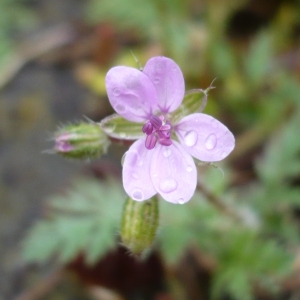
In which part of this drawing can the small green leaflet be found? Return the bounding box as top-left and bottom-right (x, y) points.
(100, 114), (144, 140)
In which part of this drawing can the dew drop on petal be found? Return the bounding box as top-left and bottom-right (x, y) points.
(178, 198), (185, 204)
(205, 133), (217, 150)
(152, 173), (158, 178)
(221, 152), (227, 158)
(132, 189), (144, 201)
(115, 104), (126, 112)
(119, 132), (126, 138)
(163, 148), (171, 158)
(159, 178), (178, 193)
(113, 88), (121, 96)
(186, 165), (193, 172)
(184, 130), (198, 147)
(153, 77), (160, 84)
(137, 159), (143, 167)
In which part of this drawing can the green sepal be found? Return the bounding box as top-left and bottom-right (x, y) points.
(54, 121), (110, 159)
(100, 114), (144, 140)
(120, 197), (159, 255)
(171, 85), (215, 123)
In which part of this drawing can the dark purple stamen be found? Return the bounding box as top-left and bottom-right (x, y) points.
(145, 134), (157, 149)
(143, 115), (172, 149)
(159, 138), (172, 146)
(150, 115), (162, 130)
(142, 122), (153, 135)
(157, 130), (171, 139)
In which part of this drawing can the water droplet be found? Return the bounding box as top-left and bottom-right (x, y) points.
(132, 172), (138, 179)
(121, 152), (127, 166)
(221, 152), (227, 158)
(137, 159), (143, 166)
(184, 130), (198, 147)
(211, 119), (218, 128)
(153, 77), (160, 84)
(113, 88), (121, 96)
(205, 134), (217, 150)
(163, 148), (171, 158)
(195, 118), (199, 123)
(152, 173), (158, 178)
(178, 198), (185, 204)
(159, 178), (178, 193)
(186, 165), (193, 172)
(119, 132), (126, 138)
(115, 104), (126, 112)
(104, 123), (115, 133)
(132, 189), (144, 201)
(155, 62), (163, 72)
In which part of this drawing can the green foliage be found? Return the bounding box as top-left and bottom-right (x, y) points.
(171, 87), (214, 124)
(244, 32), (274, 89)
(23, 178), (126, 264)
(160, 188), (293, 300)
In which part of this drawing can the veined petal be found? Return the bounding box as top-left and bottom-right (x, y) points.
(123, 138), (157, 201)
(143, 56), (185, 114)
(106, 66), (158, 122)
(175, 113), (235, 162)
(150, 141), (196, 204)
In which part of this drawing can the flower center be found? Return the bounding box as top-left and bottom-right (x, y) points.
(142, 115), (172, 150)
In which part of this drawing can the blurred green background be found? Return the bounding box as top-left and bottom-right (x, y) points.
(2, 0), (300, 299)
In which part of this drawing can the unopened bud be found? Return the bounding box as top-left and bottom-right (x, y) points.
(54, 122), (110, 159)
(120, 197), (159, 255)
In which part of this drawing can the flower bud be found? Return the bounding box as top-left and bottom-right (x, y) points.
(120, 197), (159, 255)
(54, 122), (110, 159)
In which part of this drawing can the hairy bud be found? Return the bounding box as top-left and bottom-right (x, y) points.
(120, 197), (159, 255)
(54, 122), (110, 159)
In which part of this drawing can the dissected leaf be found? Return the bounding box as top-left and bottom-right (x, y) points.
(23, 178), (125, 264)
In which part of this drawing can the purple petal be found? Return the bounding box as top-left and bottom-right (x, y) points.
(175, 113), (235, 162)
(106, 66), (158, 122)
(143, 56), (185, 114)
(123, 138), (157, 201)
(150, 141), (196, 204)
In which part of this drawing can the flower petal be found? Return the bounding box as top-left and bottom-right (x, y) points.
(143, 56), (185, 113)
(123, 138), (157, 201)
(175, 113), (235, 162)
(150, 141), (196, 204)
(106, 66), (158, 122)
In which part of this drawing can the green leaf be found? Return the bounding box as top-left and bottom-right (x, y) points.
(171, 87), (214, 123)
(100, 114), (144, 140)
(22, 221), (60, 263)
(22, 177), (125, 264)
(244, 31), (274, 88)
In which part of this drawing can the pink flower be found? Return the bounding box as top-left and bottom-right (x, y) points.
(105, 56), (235, 204)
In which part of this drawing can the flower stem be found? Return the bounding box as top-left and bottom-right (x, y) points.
(197, 180), (243, 223)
